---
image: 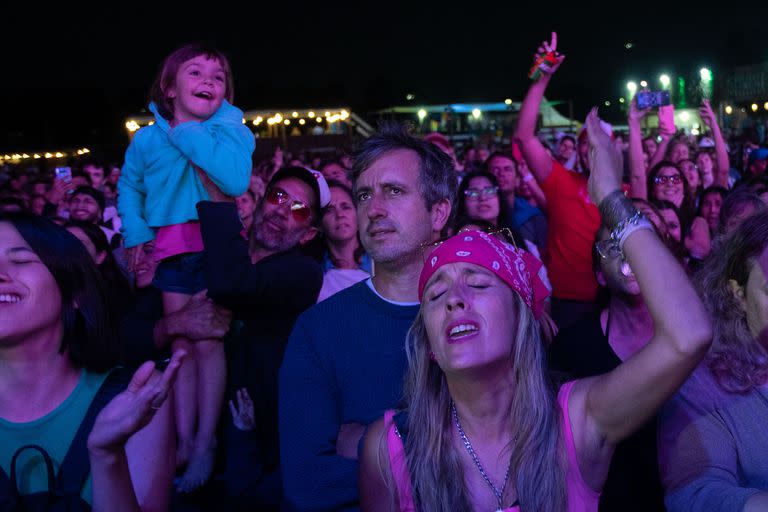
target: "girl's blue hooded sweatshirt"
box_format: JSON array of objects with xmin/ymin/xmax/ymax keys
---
[{"xmin": 117, "ymin": 100, "xmax": 255, "ymax": 248}]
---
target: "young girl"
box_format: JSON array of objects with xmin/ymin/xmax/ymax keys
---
[{"xmin": 118, "ymin": 44, "xmax": 254, "ymax": 492}]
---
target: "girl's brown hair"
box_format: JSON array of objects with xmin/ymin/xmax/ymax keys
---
[{"xmin": 149, "ymin": 43, "xmax": 234, "ymax": 121}]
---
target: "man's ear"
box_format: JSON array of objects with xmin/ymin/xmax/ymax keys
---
[
  {"xmin": 95, "ymin": 251, "xmax": 107, "ymax": 266},
  {"xmin": 729, "ymin": 278, "xmax": 747, "ymax": 312},
  {"xmin": 595, "ymin": 270, "xmax": 607, "ymax": 288},
  {"xmin": 299, "ymin": 227, "xmax": 319, "ymax": 246},
  {"xmin": 430, "ymin": 198, "xmax": 452, "ymax": 234}
]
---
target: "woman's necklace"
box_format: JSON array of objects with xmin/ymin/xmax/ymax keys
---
[{"xmin": 451, "ymin": 401, "xmax": 514, "ymax": 511}]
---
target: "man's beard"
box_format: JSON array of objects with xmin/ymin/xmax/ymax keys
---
[{"xmin": 251, "ymin": 209, "xmax": 306, "ymax": 253}]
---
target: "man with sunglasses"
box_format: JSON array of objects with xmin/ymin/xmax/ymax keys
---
[
  {"xmin": 279, "ymin": 124, "xmax": 455, "ymax": 511},
  {"xmin": 195, "ymin": 165, "xmax": 330, "ymax": 507},
  {"xmin": 549, "ymin": 221, "xmax": 666, "ymax": 511}
]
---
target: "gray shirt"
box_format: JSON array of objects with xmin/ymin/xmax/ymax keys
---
[{"xmin": 659, "ymin": 364, "xmax": 768, "ymax": 511}]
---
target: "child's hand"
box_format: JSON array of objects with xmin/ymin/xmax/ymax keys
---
[
  {"xmin": 229, "ymin": 388, "xmax": 255, "ymax": 431},
  {"xmin": 126, "ymin": 243, "xmax": 144, "ymax": 273}
]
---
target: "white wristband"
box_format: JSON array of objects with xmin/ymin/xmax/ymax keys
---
[{"xmin": 618, "ymin": 218, "xmax": 654, "ymax": 249}]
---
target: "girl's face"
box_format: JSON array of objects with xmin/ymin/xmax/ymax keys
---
[
  {"xmin": 700, "ymin": 193, "xmax": 723, "ymax": 232},
  {"xmin": 659, "ymin": 208, "xmax": 682, "ymax": 243},
  {"xmin": 0, "ymin": 222, "xmax": 63, "ymax": 345},
  {"xmin": 168, "ymin": 55, "xmax": 227, "ymax": 124},
  {"xmin": 652, "ymin": 166, "xmax": 685, "ymax": 208},
  {"xmin": 679, "ymin": 160, "xmax": 700, "ymax": 189},
  {"xmin": 322, "ymin": 187, "xmax": 358, "ymax": 243},
  {"xmin": 463, "ymin": 176, "xmax": 500, "ymax": 225},
  {"xmin": 695, "ymin": 153, "xmax": 715, "ymax": 187}
]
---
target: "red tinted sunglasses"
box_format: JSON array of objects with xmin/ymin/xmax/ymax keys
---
[{"xmin": 266, "ymin": 187, "xmax": 312, "ymax": 222}]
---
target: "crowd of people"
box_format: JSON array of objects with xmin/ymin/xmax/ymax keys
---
[{"xmin": 1, "ymin": 32, "xmax": 767, "ymax": 512}]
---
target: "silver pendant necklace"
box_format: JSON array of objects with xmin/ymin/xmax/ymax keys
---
[{"xmin": 451, "ymin": 401, "xmax": 513, "ymax": 511}]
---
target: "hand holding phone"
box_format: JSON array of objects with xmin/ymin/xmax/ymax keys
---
[{"xmin": 636, "ymin": 91, "xmax": 671, "ymax": 109}]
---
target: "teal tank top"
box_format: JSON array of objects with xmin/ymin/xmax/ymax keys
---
[{"xmin": 0, "ymin": 370, "xmax": 110, "ymax": 505}]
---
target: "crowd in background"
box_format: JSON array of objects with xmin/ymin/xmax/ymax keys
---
[{"xmin": 1, "ymin": 34, "xmax": 768, "ymax": 512}]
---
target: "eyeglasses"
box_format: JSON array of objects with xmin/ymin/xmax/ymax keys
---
[
  {"xmin": 595, "ymin": 238, "xmax": 622, "ymax": 260},
  {"xmin": 464, "ymin": 186, "xmax": 499, "ymax": 199},
  {"xmin": 420, "ymin": 227, "xmax": 518, "ymax": 260},
  {"xmin": 266, "ymin": 187, "xmax": 312, "ymax": 222},
  {"xmin": 653, "ymin": 174, "xmax": 683, "ymax": 186}
]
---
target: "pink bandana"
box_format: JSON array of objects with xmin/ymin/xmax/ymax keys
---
[{"xmin": 418, "ymin": 230, "xmax": 550, "ymax": 319}]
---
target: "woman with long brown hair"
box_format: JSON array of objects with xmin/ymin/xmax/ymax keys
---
[
  {"xmin": 659, "ymin": 207, "xmax": 768, "ymax": 512},
  {"xmin": 359, "ymin": 109, "xmax": 712, "ymax": 511}
]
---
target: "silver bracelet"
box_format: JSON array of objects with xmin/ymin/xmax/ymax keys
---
[{"xmin": 610, "ymin": 210, "xmax": 654, "ymax": 250}]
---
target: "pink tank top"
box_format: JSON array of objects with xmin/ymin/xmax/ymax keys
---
[{"xmin": 384, "ymin": 380, "xmax": 600, "ymax": 511}]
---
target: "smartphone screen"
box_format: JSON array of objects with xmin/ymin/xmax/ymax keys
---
[
  {"xmin": 637, "ymin": 91, "xmax": 671, "ymax": 109},
  {"xmin": 54, "ymin": 167, "xmax": 72, "ymax": 183}
]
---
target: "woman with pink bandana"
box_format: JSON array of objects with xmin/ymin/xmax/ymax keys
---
[{"xmin": 359, "ymin": 109, "xmax": 712, "ymax": 511}]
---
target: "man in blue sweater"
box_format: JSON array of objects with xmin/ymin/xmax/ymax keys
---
[{"xmin": 279, "ymin": 124, "xmax": 457, "ymax": 511}]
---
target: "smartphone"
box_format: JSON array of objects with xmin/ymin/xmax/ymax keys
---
[
  {"xmin": 658, "ymin": 105, "xmax": 676, "ymax": 135},
  {"xmin": 636, "ymin": 91, "xmax": 671, "ymax": 109},
  {"xmin": 54, "ymin": 166, "xmax": 72, "ymax": 184}
]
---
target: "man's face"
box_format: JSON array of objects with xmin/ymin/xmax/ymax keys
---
[
  {"xmin": 558, "ymin": 138, "xmax": 575, "ymax": 161},
  {"xmin": 642, "ymin": 137, "xmax": 658, "ymax": 157},
  {"xmin": 32, "ymin": 182, "xmax": 48, "ymax": 196},
  {"xmin": 669, "ymin": 143, "xmax": 689, "ymax": 164},
  {"xmin": 321, "ymin": 162, "xmax": 350, "ymax": 187},
  {"xmin": 355, "ymin": 149, "xmax": 443, "ymax": 266},
  {"xmin": 252, "ymin": 177, "xmax": 317, "ymax": 252},
  {"xmin": 750, "ymin": 158, "xmax": 768, "ymax": 177},
  {"xmin": 69, "ymin": 193, "xmax": 101, "ymax": 223},
  {"xmin": 83, "ymin": 164, "xmax": 105, "ymax": 189},
  {"xmin": 578, "ymin": 138, "xmax": 590, "ymax": 171},
  {"xmin": 486, "ymin": 156, "xmax": 517, "ymax": 195}
]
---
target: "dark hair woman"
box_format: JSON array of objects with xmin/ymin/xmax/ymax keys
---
[{"xmin": 0, "ymin": 212, "xmax": 183, "ymax": 510}]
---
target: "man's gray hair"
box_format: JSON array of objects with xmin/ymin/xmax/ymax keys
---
[{"xmin": 349, "ymin": 122, "xmax": 457, "ymax": 222}]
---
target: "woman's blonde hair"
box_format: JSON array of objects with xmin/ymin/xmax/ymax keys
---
[{"xmin": 400, "ymin": 292, "xmax": 567, "ymax": 511}]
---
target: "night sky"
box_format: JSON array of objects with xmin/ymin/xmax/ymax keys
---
[{"xmin": 3, "ymin": 4, "xmax": 768, "ymax": 153}]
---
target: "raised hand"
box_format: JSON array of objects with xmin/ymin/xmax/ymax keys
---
[
  {"xmin": 228, "ymin": 388, "xmax": 255, "ymax": 432},
  {"xmin": 87, "ymin": 350, "xmax": 186, "ymax": 456},
  {"xmin": 629, "ymin": 96, "xmax": 651, "ymax": 123},
  {"xmin": 46, "ymin": 178, "xmax": 75, "ymax": 206},
  {"xmin": 532, "ymin": 32, "xmax": 566, "ymax": 78},
  {"xmin": 585, "ymin": 107, "xmax": 623, "ymax": 205},
  {"xmin": 699, "ymin": 99, "xmax": 717, "ymax": 128}
]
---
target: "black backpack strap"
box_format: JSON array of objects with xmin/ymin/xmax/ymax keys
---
[
  {"xmin": 55, "ymin": 368, "xmax": 131, "ymax": 497},
  {"xmin": 10, "ymin": 444, "xmax": 56, "ymax": 497}
]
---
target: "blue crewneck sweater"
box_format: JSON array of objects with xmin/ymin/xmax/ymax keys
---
[
  {"xmin": 279, "ymin": 280, "xmax": 419, "ymax": 511},
  {"xmin": 117, "ymin": 100, "xmax": 254, "ymax": 247}
]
